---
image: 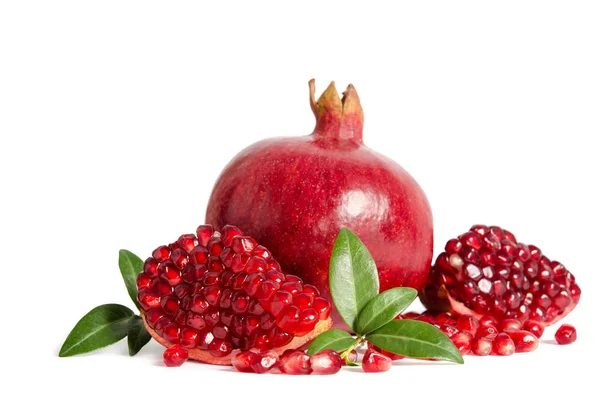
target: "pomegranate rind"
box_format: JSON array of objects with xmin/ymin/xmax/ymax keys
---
[{"xmin": 141, "ymin": 311, "xmax": 332, "ymax": 365}]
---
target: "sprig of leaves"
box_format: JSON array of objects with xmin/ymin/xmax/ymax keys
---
[
  {"xmin": 59, "ymin": 250, "xmax": 152, "ymax": 357},
  {"xmin": 308, "ymin": 228, "xmax": 463, "ymax": 364}
]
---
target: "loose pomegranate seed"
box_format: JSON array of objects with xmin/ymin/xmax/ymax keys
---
[
  {"xmin": 510, "ymin": 331, "xmax": 539, "ymax": 352},
  {"xmin": 310, "ymin": 349, "xmax": 342, "ymax": 375},
  {"xmin": 362, "ymin": 350, "xmax": 392, "ymax": 373},
  {"xmin": 163, "ymin": 345, "xmax": 188, "ymax": 367},
  {"xmin": 471, "ymin": 337, "xmax": 493, "ymax": 356},
  {"xmin": 278, "ymin": 350, "xmax": 312, "ymax": 375},
  {"xmin": 232, "ymin": 351, "xmax": 260, "ymax": 372},
  {"xmin": 451, "ymin": 331, "xmax": 473, "ymax": 355},
  {"xmin": 555, "ymin": 324, "xmax": 577, "ymax": 345},
  {"xmin": 492, "ymin": 333, "xmax": 515, "ymax": 356},
  {"xmin": 346, "ymin": 349, "xmax": 358, "ymax": 364},
  {"xmin": 523, "ymin": 320, "xmax": 545, "ymax": 338},
  {"xmin": 251, "ymin": 350, "xmax": 280, "ymax": 373}
]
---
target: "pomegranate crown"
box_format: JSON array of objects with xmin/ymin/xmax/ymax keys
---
[{"xmin": 309, "ymin": 79, "xmax": 364, "ymax": 143}]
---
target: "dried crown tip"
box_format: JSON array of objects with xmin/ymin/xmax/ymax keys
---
[{"xmin": 309, "ymin": 79, "xmax": 361, "ymax": 117}]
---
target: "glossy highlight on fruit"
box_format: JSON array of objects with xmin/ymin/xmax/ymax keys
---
[
  {"xmin": 137, "ymin": 225, "xmax": 332, "ymax": 365},
  {"xmin": 420, "ymin": 225, "xmax": 581, "ymax": 326},
  {"xmin": 206, "ymin": 80, "xmax": 434, "ymax": 329},
  {"xmin": 310, "ymin": 349, "xmax": 343, "ymax": 375}
]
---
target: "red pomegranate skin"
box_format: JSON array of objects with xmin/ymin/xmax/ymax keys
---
[{"xmin": 206, "ymin": 80, "xmax": 433, "ymax": 329}]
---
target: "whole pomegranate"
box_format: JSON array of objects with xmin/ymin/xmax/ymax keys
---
[{"xmin": 206, "ymin": 80, "xmax": 433, "ymax": 329}]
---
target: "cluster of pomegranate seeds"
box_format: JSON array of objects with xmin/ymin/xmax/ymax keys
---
[
  {"xmin": 401, "ymin": 311, "xmax": 542, "ymax": 357},
  {"xmin": 232, "ymin": 349, "xmax": 342, "ymax": 374},
  {"xmin": 137, "ymin": 225, "xmax": 331, "ymax": 358},
  {"xmin": 555, "ymin": 324, "xmax": 577, "ymax": 345},
  {"xmin": 231, "ymin": 350, "xmax": 279, "ymax": 373},
  {"xmin": 422, "ymin": 225, "xmax": 581, "ymax": 326},
  {"xmin": 163, "ymin": 345, "xmax": 188, "ymax": 367}
]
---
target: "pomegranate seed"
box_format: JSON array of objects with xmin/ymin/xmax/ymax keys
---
[
  {"xmin": 346, "ymin": 349, "xmax": 358, "ymax": 363},
  {"xmin": 279, "ymin": 350, "xmax": 312, "ymax": 375},
  {"xmin": 312, "ymin": 297, "xmax": 332, "ymax": 320},
  {"xmin": 479, "ymin": 315, "xmax": 498, "ymax": 328},
  {"xmin": 251, "ymin": 350, "xmax": 279, "ymax": 373},
  {"xmin": 492, "ymin": 333, "xmax": 515, "ymax": 356},
  {"xmin": 153, "ymin": 246, "xmax": 170, "ymax": 262},
  {"xmin": 310, "ymin": 349, "xmax": 342, "ymax": 375},
  {"xmin": 476, "ymin": 325, "xmax": 498, "ymax": 339},
  {"xmin": 362, "ymin": 350, "xmax": 392, "ymax": 373},
  {"xmin": 137, "ymin": 289, "xmax": 161, "ymax": 311},
  {"xmin": 208, "ymin": 338, "xmax": 232, "ymax": 357},
  {"xmin": 456, "ymin": 314, "xmax": 480, "ymax": 335},
  {"xmin": 451, "ymin": 331, "xmax": 473, "ymax": 355},
  {"xmin": 232, "ymin": 236, "xmax": 258, "ymax": 254},
  {"xmin": 523, "ymin": 320, "xmax": 545, "ymax": 338},
  {"xmin": 510, "ymin": 331, "xmax": 539, "ymax": 352},
  {"xmin": 500, "ymin": 319, "xmax": 522, "ymax": 333},
  {"xmin": 163, "ymin": 345, "xmax": 188, "ymax": 367},
  {"xmin": 221, "ymin": 225, "xmax": 243, "ymax": 247},
  {"xmin": 276, "ymin": 305, "xmax": 301, "ymax": 334},
  {"xmin": 232, "ymin": 351, "xmax": 259, "ymax": 372},
  {"xmin": 471, "ymin": 337, "xmax": 493, "ymax": 356},
  {"xmin": 555, "ymin": 324, "xmax": 577, "ymax": 345}
]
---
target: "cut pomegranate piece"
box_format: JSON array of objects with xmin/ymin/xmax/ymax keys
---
[
  {"xmin": 362, "ymin": 350, "xmax": 392, "ymax": 373},
  {"xmin": 555, "ymin": 324, "xmax": 577, "ymax": 345},
  {"xmin": 138, "ymin": 225, "xmax": 333, "ymax": 365},
  {"xmin": 420, "ymin": 225, "xmax": 580, "ymax": 326}
]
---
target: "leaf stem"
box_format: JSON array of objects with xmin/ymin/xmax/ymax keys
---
[{"xmin": 340, "ymin": 335, "xmax": 366, "ymax": 360}]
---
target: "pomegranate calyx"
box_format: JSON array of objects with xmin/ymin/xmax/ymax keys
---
[{"xmin": 309, "ymin": 79, "xmax": 363, "ymax": 142}]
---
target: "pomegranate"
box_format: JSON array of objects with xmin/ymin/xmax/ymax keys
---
[
  {"xmin": 137, "ymin": 224, "xmax": 332, "ymax": 365},
  {"xmin": 420, "ymin": 225, "xmax": 581, "ymax": 326},
  {"xmin": 555, "ymin": 324, "xmax": 577, "ymax": 345},
  {"xmin": 206, "ymin": 80, "xmax": 434, "ymax": 329}
]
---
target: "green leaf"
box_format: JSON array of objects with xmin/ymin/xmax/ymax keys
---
[
  {"xmin": 59, "ymin": 304, "xmax": 134, "ymax": 357},
  {"xmin": 119, "ymin": 249, "xmax": 144, "ymax": 309},
  {"xmin": 307, "ymin": 329, "xmax": 356, "ymax": 355},
  {"xmin": 356, "ymin": 287, "xmax": 418, "ymax": 335},
  {"xmin": 366, "ymin": 320, "xmax": 464, "ymax": 364},
  {"xmin": 329, "ymin": 228, "xmax": 380, "ymax": 331},
  {"xmin": 127, "ymin": 315, "xmax": 152, "ymax": 356}
]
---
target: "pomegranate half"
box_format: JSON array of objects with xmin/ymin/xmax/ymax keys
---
[{"xmin": 206, "ymin": 80, "xmax": 433, "ymax": 329}]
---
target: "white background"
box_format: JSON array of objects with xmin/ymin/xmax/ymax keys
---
[{"xmin": 1, "ymin": 1, "xmax": 599, "ymax": 396}]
